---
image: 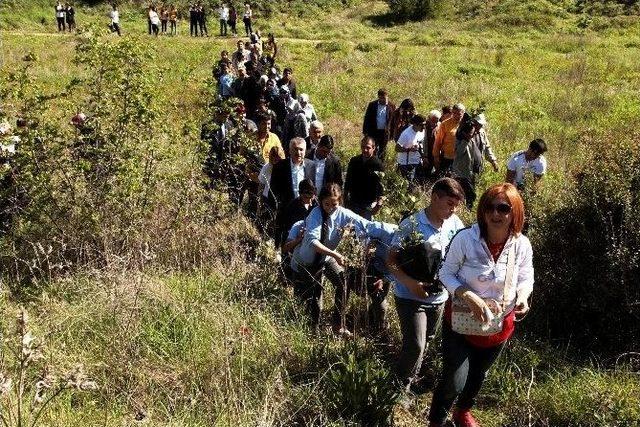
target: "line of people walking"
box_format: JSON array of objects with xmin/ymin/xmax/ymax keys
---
[{"xmin": 203, "ymin": 35, "xmax": 549, "ymax": 426}]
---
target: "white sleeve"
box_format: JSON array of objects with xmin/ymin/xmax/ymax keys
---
[
  {"xmin": 396, "ymin": 128, "xmax": 411, "ymax": 148},
  {"xmin": 516, "ymin": 237, "xmax": 535, "ymax": 296},
  {"xmin": 534, "ymin": 157, "xmax": 547, "ymax": 176},
  {"xmin": 438, "ymin": 231, "xmax": 467, "ymax": 294}
]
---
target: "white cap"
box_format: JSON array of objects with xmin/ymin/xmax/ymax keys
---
[
  {"xmin": 298, "ymin": 93, "xmax": 309, "ymax": 103},
  {"xmin": 429, "ymin": 109, "xmax": 442, "ymax": 119}
]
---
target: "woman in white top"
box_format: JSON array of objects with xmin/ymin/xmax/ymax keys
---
[
  {"xmin": 110, "ymin": 5, "xmax": 121, "ymax": 36},
  {"xmin": 428, "ymin": 183, "xmax": 534, "ymax": 427},
  {"xmin": 396, "ymin": 114, "xmax": 426, "ymax": 186},
  {"xmin": 149, "ymin": 7, "xmax": 160, "ymax": 36},
  {"xmin": 242, "ymin": 3, "xmax": 253, "ymax": 37}
]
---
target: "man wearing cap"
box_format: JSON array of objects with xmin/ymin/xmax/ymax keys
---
[
  {"xmin": 433, "ymin": 103, "xmax": 465, "ymax": 175},
  {"xmin": 451, "ymin": 114, "xmax": 498, "ymax": 208},
  {"xmin": 362, "ymin": 89, "xmax": 396, "ymax": 162}
]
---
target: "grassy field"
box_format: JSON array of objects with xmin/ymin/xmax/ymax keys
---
[{"xmin": 1, "ymin": 0, "xmax": 640, "ymax": 425}]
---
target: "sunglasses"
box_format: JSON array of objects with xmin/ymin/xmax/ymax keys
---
[{"xmin": 488, "ymin": 202, "xmax": 512, "ymax": 215}]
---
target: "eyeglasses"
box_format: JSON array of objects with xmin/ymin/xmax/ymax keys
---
[{"xmin": 488, "ymin": 202, "xmax": 512, "ymax": 215}]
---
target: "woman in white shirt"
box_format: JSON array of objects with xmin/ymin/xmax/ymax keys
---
[
  {"xmin": 428, "ymin": 183, "xmax": 534, "ymax": 427},
  {"xmin": 149, "ymin": 7, "xmax": 160, "ymax": 36}
]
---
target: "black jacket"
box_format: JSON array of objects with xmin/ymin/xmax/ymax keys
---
[
  {"xmin": 362, "ymin": 100, "xmax": 396, "ymax": 140},
  {"xmin": 314, "ymin": 154, "xmax": 343, "ymax": 189},
  {"xmin": 268, "ymin": 158, "xmax": 315, "ymax": 210},
  {"xmin": 344, "ymin": 154, "xmax": 384, "ymax": 205}
]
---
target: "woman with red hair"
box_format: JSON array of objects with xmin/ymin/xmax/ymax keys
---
[{"xmin": 428, "ymin": 183, "xmax": 534, "ymax": 427}]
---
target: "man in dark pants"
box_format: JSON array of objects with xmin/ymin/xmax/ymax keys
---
[
  {"xmin": 198, "ymin": 3, "xmax": 208, "ymax": 36},
  {"xmin": 189, "ymin": 4, "xmax": 198, "ymax": 36},
  {"xmin": 344, "ymin": 137, "xmax": 385, "ymax": 220},
  {"xmin": 362, "ymin": 88, "xmax": 396, "ymax": 162}
]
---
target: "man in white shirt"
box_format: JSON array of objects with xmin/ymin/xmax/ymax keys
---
[
  {"xmin": 312, "ymin": 135, "xmax": 342, "ymax": 190},
  {"xmin": 506, "ymin": 138, "xmax": 548, "ymax": 193},
  {"xmin": 396, "ymin": 114, "xmax": 426, "ymax": 186},
  {"xmin": 218, "ymin": 3, "xmax": 229, "ymax": 36}
]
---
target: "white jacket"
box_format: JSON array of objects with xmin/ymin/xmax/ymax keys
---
[{"xmin": 439, "ymin": 224, "xmax": 534, "ymax": 310}]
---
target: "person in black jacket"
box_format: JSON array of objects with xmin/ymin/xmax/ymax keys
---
[
  {"xmin": 189, "ymin": 4, "xmax": 198, "ymax": 36},
  {"xmin": 362, "ymin": 88, "xmax": 396, "ymax": 162},
  {"xmin": 65, "ymin": 3, "xmax": 75, "ymax": 31},
  {"xmin": 344, "ymin": 136, "xmax": 385, "ymax": 220},
  {"xmin": 270, "ymin": 138, "xmax": 316, "ymax": 246},
  {"xmin": 308, "ymin": 135, "xmax": 343, "ymax": 189},
  {"xmin": 198, "ymin": 3, "xmax": 208, "ymax": 36}
]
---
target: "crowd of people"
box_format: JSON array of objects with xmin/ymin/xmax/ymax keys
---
[
  {"xmin": 201, "ymin": 28, "xmax": 549, "ymax": 426},
  {"xmin": 98, "ymin": 2, "xmax": 256, "ymax": 38}
]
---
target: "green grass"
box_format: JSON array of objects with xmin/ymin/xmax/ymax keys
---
[{"xmin": 1, "ymin": 0, "xmax": 640, "ymax": 425}]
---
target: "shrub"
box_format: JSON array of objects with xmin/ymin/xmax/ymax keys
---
[
  {"xmin": 387, "ymin": 0, "xmax": 445, "ymax": 21},
  {"xmin": 525, "ymin": 130, "xmax": 640, "ymax": 355}
]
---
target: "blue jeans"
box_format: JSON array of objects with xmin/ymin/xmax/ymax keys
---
[{"xmin": 398, "ymin": 164, "xmax": 418, "ymax": 186}]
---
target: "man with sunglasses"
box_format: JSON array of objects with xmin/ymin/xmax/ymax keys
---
[{"xmin": 506, "ymin": 138, "xmax": 548, "ymax": 193}]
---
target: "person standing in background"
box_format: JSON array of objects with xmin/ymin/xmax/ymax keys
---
[
  {"xmin": 218, "ymin": 2, "xmax": 229, "ymax": 36},
  {"xmin": 198, "ymin": 3, "xmax": 209, "ymax": 37},
  {"xmin": 149, "ymin": 6, "xmax": 160, "ymax": 36},
  {"xmin": 65, "ymin": 3, "xmax": 75, "ymax": 31},
  {"xmin": 55, "ymin": 1, "xmax": 66, "ymax": 31},
  {"xmin": 243, "ymin": 3, "xmax": 253, "ymax": 37},
  {"xmin": 169, "ymin": 4, "xmax": 178, "ymax": 35},
  {"xmin": 362, "ymin": 88, "xmax": 396, "ymax": 162},
  {"xmin": 228, "ymin": 4, "xmax": 238, "ymax": 36},
  {"xmin": 189, "ymin": 3, "xmax": 198, "ymax": 36},
  {"xmin": 160, "ymin": 5, "xmax": 169, "ymax": 34},
  {"xmin": 110, "ymin": 4, "xmax": 121, "ymax": 36}
]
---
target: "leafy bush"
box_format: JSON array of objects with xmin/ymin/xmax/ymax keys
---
[
  {"xmin": 525, "ymin": 130, "xmax": 640, "ymax": 355},
  {"xmin": 387, "ymin": 0, "xmax": 445, "ymax": 21},
  {"xmin": 324, "ymin": 342, "xmax": 399, "ymax": 426},
  {"xmin": 0, "ymin": 30, "xmax": 230, "ymax": 284}
]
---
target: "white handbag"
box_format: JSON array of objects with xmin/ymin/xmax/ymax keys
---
[{"xmin": 451, "ymin": 243, "xmax": 516, "ymax": 336}]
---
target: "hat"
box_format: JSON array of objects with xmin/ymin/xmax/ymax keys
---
[{"xmin": 298, "ymin": 93, "xmax": 309, "ymax": 103}]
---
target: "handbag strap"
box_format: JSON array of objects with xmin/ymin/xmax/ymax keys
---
[{"xmin": 501, "ymin": 241, "xmax": 517, "ymax": 312}]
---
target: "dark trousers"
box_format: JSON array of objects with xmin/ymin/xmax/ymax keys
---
[
  {"xmin": 57, "ymin": 17, "xmax": 65, "ymax": 31},
  {"xmin": 428, "ymin": 322, "xmax": 505, "ymax": 424},
  {"xmin": 228, "ymin": 19, "xmax": 237, "ymax": 35},
  {"xmin": 190, "ymin": 19, "xmax": 198, "ymax": 36},
  {"xmin": 395, "ymin": 297, "xmax": 443, "ymax": 385},
  {"xmin": 148, "ymin": 19, "xmax": 152, "ymax": 34},
  {"xmin": 371, "ymin": 129, "xmax": 388, "ymax": 162},
  {"xmin": 219, "ymin": 18, "xmax": 227, "ymax": 35},
  {"xmin": 151, "ymin": 24, "xmax": 159, "ymax": 36},
  {"xmin": 398, "ymin": 164, "xmax": 418, "ymax": 188},
  {"xmin": 293, "ymin": 257, "xmax": 347, "ymax": 329},
  {"xmin": 243, "ymin": 17, "xmax": 252, "ymax": 36},
  {"xmin": 454, "ymin": 175, "xmax": 476, "ymax": 209},
  {"xmin": 199, "ymin": 19, "xmax": 208, "ymax": 36},
  {"xmin": 66, "ymin": 18, "xmax": 74, "ymax": 31},
  {"xmin": 111, "ymin": 22, "xmax": 121, "ymax": 36},
  {"xmin": 170, "ymin": 20, "xmax": 177, "ymax": 34},
  {"xmin": 161, "ymin": 19, "xmax": 168, "ymax": 32}
]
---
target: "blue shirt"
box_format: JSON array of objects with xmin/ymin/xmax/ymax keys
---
[
  {"xmin": 291, "ymin": 206, "xmax": 372, "ymax": 272},
  {"xmin": 219, "ymin": 73, "xmax": 234, "ymax": 97},
  {"xmin": 286, "ymin": 220, "xmax": 304, "ymax": 243},
  {"xmin": 390, "ymin": 209, "xmax": 464, "ymax": 304},
  {"xmin": 376, "ymin": 103, "xmax": 388, "ymax": 130}
]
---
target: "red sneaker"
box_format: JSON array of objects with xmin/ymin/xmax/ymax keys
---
[{"xmin": 452, "ymin": 408, "xmax": 480, "ymax": 427}]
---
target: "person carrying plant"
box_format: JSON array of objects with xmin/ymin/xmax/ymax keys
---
[{"xmin": 386, "ymin": 177, "xmax": 465, "ymax": 394}]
